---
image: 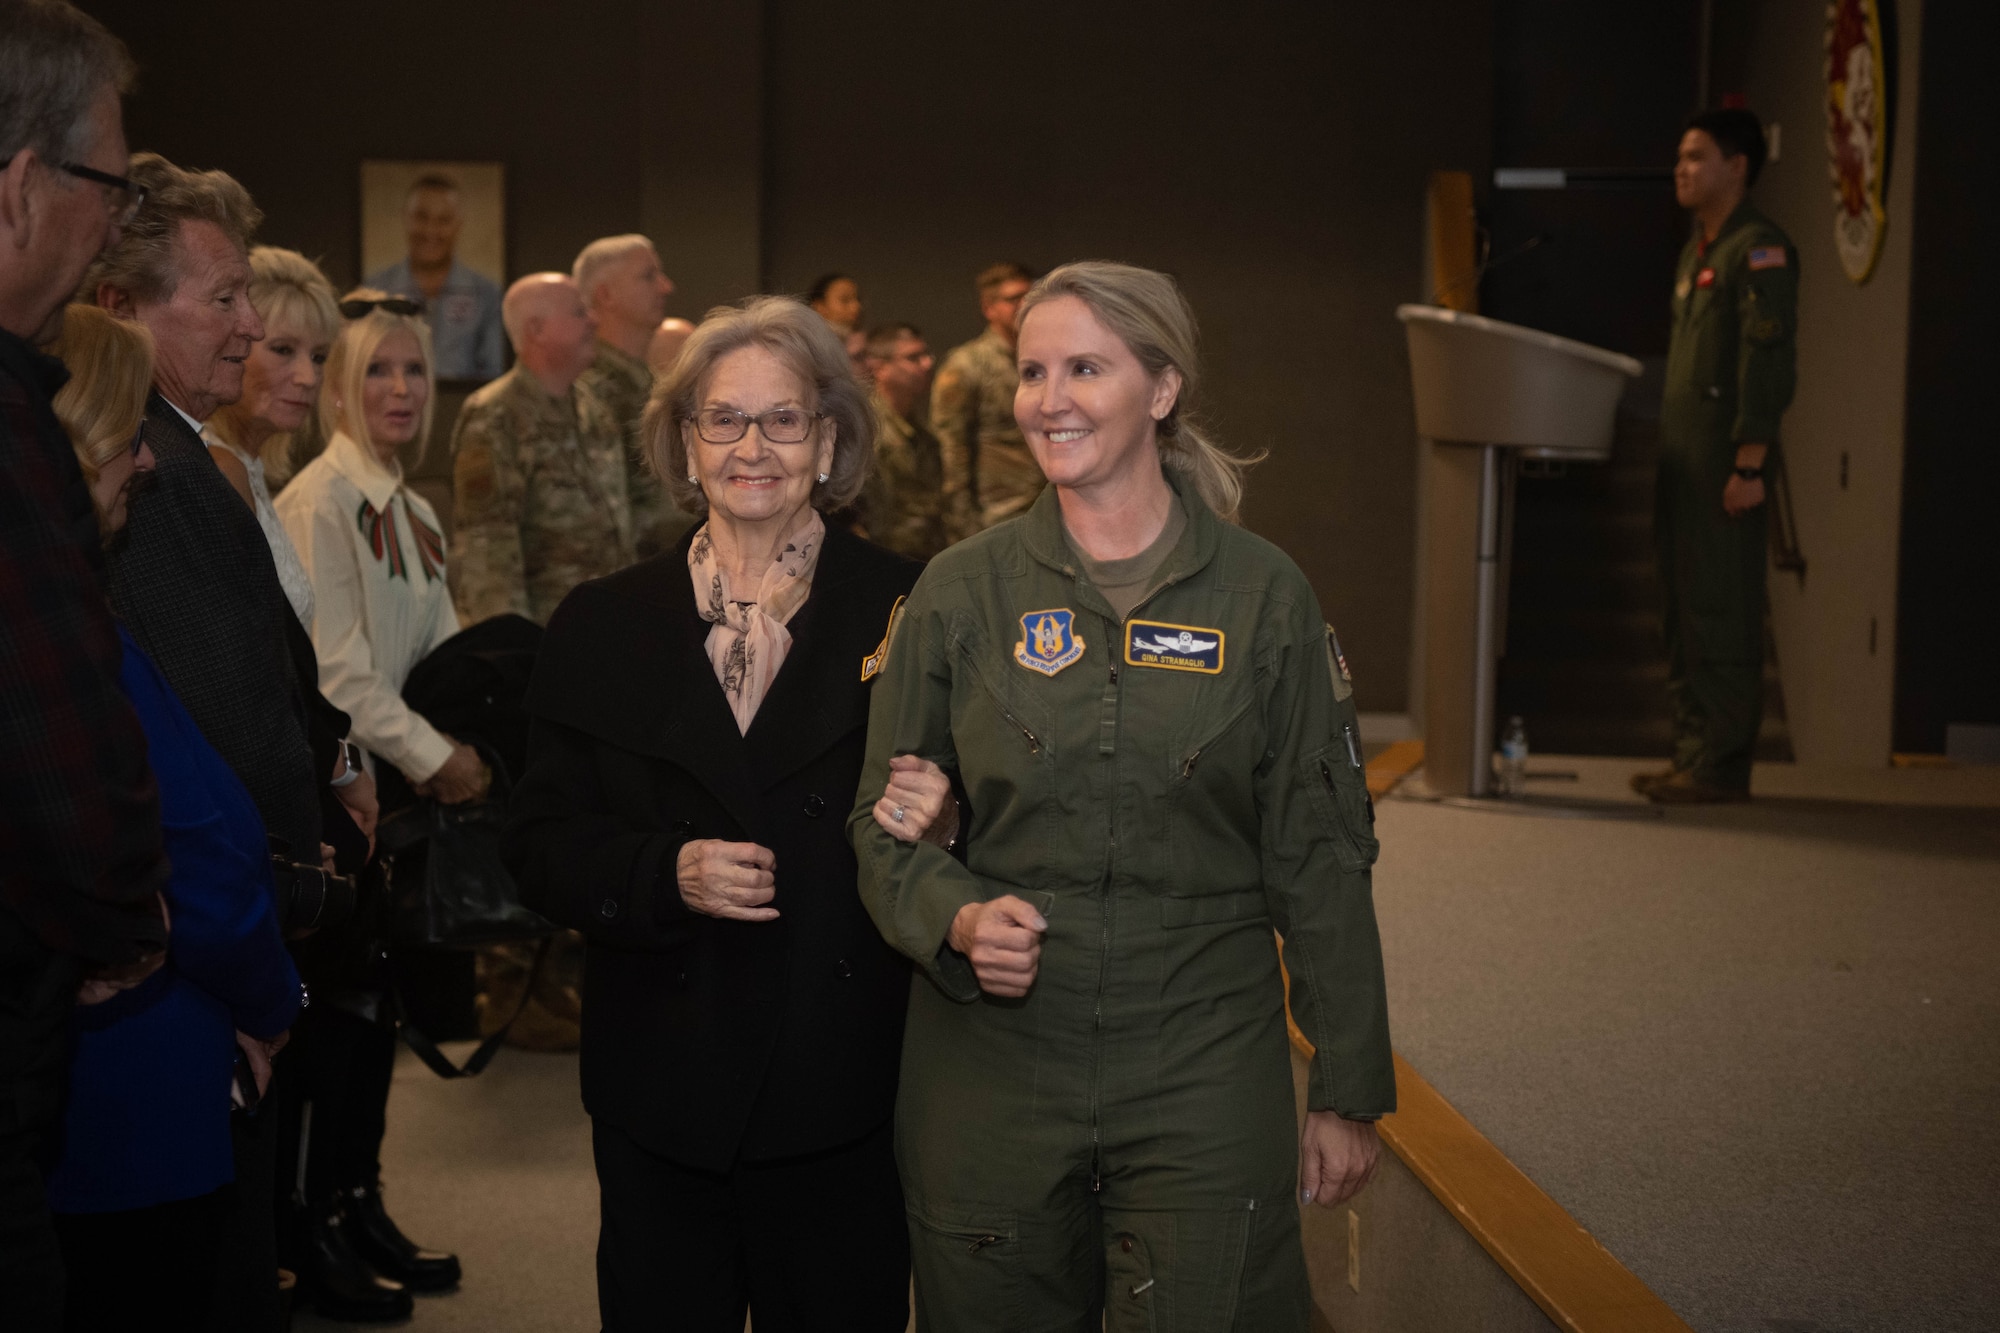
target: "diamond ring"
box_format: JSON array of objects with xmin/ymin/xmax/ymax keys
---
[{"xmin": 892, "ymin": 805, "xmax": 906, "ymax": 823}]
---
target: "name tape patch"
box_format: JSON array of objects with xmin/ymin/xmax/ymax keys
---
[
  {"xmin": 1016, "ymin": 609, "xmax": 1086, "ymax": 676},
  {"xmin": 1124, "ymin": 619, "xmax": 1224, "ymax": 674}
]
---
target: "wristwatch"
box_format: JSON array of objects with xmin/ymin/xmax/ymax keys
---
[
  {"xmin": 1733, "ymin": 465, "xmax": 1764, "ymax": 481},
  {"xmin": 329, "ymin": 739, "xmax": 365, "ymax": 788}
]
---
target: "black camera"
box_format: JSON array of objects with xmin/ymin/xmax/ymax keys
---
[{"xmin": 268, "ymin": 837, "xmax": 357, "ymax": 935}]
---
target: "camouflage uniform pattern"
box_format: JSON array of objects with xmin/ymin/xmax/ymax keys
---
[
  {"xmin": 577, "ymin": 340, "xmax": 691, "ymax": 560},
  {"xmin": 858, "ymin": 391, "xmax": 950, "ymax": 561},
  {"xmin": 449, "ymin": 366, "xmax": 636, "ymax": 627},
  {"xmin": 931, "ymin": 326, "xmax": 1043, "ymax": 540}
]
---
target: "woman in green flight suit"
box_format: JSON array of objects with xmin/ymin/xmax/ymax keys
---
[{"xmin": 847, "ymin": 261, "xmax": 1395, "ymax": 1331}]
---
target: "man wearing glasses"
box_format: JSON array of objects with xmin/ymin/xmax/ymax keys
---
[{"xmin": 0, "ymin": 5, "xmax": 169, "ymax": 1328}]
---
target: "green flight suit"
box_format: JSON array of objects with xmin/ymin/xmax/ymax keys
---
[
  {"xmin": 1659, "ymin": 201, "xmax": 1798, "ymax": 789},
  {"xmin": 848, "ymin": 474, "xmax": 1395, "ymax": 1332}
]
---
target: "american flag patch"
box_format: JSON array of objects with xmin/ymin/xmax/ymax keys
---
[{"xmin": 1748, "ymin": 246, "xmax": 1787, "ymax": 271}]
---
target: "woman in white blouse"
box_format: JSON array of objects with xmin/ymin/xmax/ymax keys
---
[
  {"xmin": 207, "ymin": 246, "xmax": 335, "ymax": 628},
  {"xmin": 276, "ymin": 292, "xmax": 487, "ymax": 805}
]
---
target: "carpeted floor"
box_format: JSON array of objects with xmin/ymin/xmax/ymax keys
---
[
  {"xmin": 292, "ymin": 1045, "xmax": 599, "ymax": 1333},
  {"xmin": 306, "ymin": 755, "xmax": 2000, "ymax": 1332},
  {"xmin": 1375, "ymin": 756, "xmax": 2000, "ymax": 1333}
]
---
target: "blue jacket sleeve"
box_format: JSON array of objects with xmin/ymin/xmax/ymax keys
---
[{"xmin": 120, "ymin": 634, "xmax": 302, "ymax": 1039}]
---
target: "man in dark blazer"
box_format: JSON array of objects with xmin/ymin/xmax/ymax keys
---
[
  {"xmin": 88, "ymin": 155, "xmax": 325, "ymax": 864},
  {"xmin": 85, "ymin": 151, "xmax": 378, "ymax": 1328}
]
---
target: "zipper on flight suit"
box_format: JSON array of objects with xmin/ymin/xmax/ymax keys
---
[
  {"xmin": 995, "ymin": 702, "xmax": 1041, "ymax": 753},
  {"xmin": 1090, "ymin": 612, "xmax": 1123, "ymax": 1200},
  {"xmin": 1323, "ymin": 726, "xmax": 1378, "ymax": 826}
]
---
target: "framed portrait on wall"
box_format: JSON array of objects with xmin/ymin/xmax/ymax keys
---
[{"xmin": 360, "ymin": 160, "xmax": 507, "ymax": 383}]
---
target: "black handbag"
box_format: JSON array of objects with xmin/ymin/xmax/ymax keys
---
[{"xmin": 380, "ymin": 789, "xmax": 550, "ymax": 950}]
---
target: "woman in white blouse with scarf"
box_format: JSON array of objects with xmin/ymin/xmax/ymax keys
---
[{"xmin": 276, "ymin": 292, "xmax": 486, "ymax": 804}]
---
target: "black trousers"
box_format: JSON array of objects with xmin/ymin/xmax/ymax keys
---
[
  {"xmin": 593, "ymin": 1117, "xmax": 909, "ymax": 1333},
  {"xmin": 205, "ymin": 1102, "xmax": 282, "ymax": 1332},
  {"xmin": 53, "ymin": 1187, "xmax": 230, "ymax": 1332},
  {"xmin": 274, "ymin": 1003, "xmax": 397, "ymax": 1212},
  {"xmin": 0, "ymin": 905, "xmax": 80, "ymax": 1333}
]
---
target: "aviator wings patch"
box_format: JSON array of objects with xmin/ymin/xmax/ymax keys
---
[{"xmin": 1124, "ymin": 619, "xmax": 1224, "ymax": 674}]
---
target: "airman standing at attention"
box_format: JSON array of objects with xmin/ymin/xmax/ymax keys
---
[
  {"xmin": 932, "ymin": 262, "xmax": 1039, "ymax": 539},
  {"xmin": 573, "ymin": 235, "xmax": 690, "ymax": 558},
  {"xmin": 449, "ymin": 272, "xmax": 634, "ymax": 627},
  {"xmin": 858, "ymin": 321, "xmax": 948, "ymax": 560},
  {"xmin": 1638, "ymin": 108, "xmax": 1798, "ymax": 805}
]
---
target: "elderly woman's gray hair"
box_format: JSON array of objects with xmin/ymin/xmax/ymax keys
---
[
  {"xmin": 643, "ymin": 295, "xmax": 874, "ymax": 515},
  {"xmin": 79, "ymin": 152, "xmax": 262, "ymax": 304}
]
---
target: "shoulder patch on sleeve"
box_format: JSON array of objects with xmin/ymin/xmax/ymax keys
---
[
  {"xmin": 1747, "ymin": 246, "xmax": 1787, "ymax": 271},
  {"xmin": 862, "ymin": 595, "xmax": 908, "ymax": 681},
  {"xmin": 1325, "ymin": 623, "xmax": 1353, "ymax": 702}
]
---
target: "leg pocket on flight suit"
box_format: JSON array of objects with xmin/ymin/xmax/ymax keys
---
[
  {"xmin": 1303, "ymin": 741, "xmax": 1379, "ymax": 873},
  {"xmin": 907, "ymin": 1204, "xmax": 1022, "ymax": 1332},
  {"xmin": 1103, "ymin": 1203, "xmax": 1307, "ymax": 1333},
  {"xmin": 1104, "ymin": 1228, "xmax": 1161, "ymax": 1333}
]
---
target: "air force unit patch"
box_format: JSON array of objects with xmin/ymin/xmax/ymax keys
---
[
  {"xmin": 1125, "ymin": 619, "xmax": 1224, "ymax": 674},
  {"xmin": 1015, "ymin": 609, "xmax": 1086, "ymax": 676}
]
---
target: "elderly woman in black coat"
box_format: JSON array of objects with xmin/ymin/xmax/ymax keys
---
[{"xmin": 506, "ymin": 296, "xmax": 946, "ymax": 1332}]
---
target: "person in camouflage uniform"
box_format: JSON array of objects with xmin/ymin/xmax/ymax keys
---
[
  {"xmin": 450, "ymin": 273, "xmax": 635, "ymax": 627},
  {"xmin": 858, "ymin": 322, "xmax": 949, "ymax": 560},
  {"xmin": 932, "ymin": 261, "xmax": 1040, "ymax": 540},
  {"xmin": 1637, "ymin": 109, "xmax": 1798, "ymax": 805},
  {"xmin": 573, "ymin": 234, "xmax": 692, "ymax": 560},
  {"xmin": 451, "ymin": 273, "xmax": 636, "ymax": 1051}
]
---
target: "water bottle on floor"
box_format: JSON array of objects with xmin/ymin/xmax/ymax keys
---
[{"xmin": 1498, "ymin": 716, "xmax": 1529, "ymax": 797}]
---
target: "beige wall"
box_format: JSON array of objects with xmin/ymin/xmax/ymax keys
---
[{"xmin": 1739, "ymin": 0, "xmax": 1922, "ymax": 766}]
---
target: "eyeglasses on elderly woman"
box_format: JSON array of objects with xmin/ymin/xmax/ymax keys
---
[
  {"xmin": 685, "ymin": 407, "xmax": 827, "ymax": 445},
  {"xmin": 338, "ymin": 296, "xmax": 425, "ymax": 319}
]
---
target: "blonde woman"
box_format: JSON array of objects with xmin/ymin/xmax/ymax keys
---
[
  {"xmin": 271, "ymin": 290, "xmax": 468, "ymax": 1308},
  {"xmin": 851, "ymin": 262, "xmax": 1393, "ymax": 1329},
  {"xmin": 206, "ymin": 246, "xmax": 341, "ymax": 627},
  {"xmin": 277, "ymin": 291, "xmax": 480, "ymax": 803}
]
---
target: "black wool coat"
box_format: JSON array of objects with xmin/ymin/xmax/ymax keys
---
[{"xmin": 505, "ymin": 523, "xmax": 921, "ymax": 1170}]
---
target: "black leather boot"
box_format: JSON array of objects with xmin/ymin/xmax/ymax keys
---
[
  {"xmin": 345, "ymin": 1183, "xmax": 463, "ymax": 1292},
  {"xmin": 302, "ymin": 1201, "xmax": 414, "ymax": 1322}
]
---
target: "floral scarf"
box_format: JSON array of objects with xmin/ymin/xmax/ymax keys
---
[{"xmin": 688, "ymin": 509, "xmax": 825, "ymax": 733}]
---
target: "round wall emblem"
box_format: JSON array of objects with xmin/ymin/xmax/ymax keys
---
[{"xmin": 1825, "ymin": 0, "xmax": 1889, "ymax": 284}]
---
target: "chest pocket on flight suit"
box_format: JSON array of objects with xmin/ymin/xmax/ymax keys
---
[
  {"xmin": 949, "ymin": 621, "xmax": 1057, "ymax": 885},
  {"xmin": 1161, "ymin": 673, "xmax": 1264, "ymax": 910}
]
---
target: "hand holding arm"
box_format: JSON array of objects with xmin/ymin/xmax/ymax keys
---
[{"xmin": 872, "ymin": 754, "xmax": 960, "ymax": 849}]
